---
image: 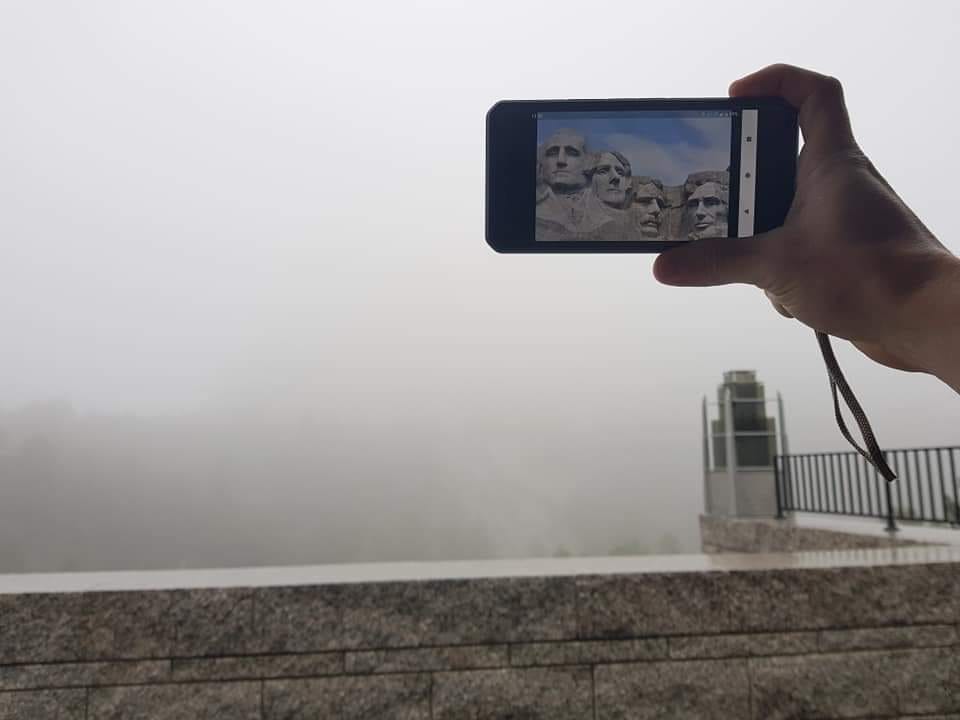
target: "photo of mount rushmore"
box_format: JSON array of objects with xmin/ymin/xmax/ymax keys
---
[{"xmin": 535, "ymin": 114, "xmax": 732, "ymax": 242}]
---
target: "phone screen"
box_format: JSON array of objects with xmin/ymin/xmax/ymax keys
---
[{"xmin": 534, "ymin": 109, "xmax": 757, "ymax": 242}]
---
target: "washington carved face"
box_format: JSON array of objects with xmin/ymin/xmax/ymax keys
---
[
  {"xmin": 633, "ymin": 182, "xmax": 664, "ymax": 238},
  {"xmin": 684, "ymin": 182, "xmax": 727, "ymax": 239},
  {"xmin": 540, "ymin": 131, "xmax": 588, "ymax": 191},
  {"xmin": 591, "ymin": 151, "xmax": 630, "ymax": 208}
]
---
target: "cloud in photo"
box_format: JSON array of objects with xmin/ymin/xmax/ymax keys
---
[
  {"xmin": 602, "ymin": 127, "xmax": 730, "ymax": 185},
  {"xmin": 679, "ymin": 116, "xmax": 734, "ymax": 150}
]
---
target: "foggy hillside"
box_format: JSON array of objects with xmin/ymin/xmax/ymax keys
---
[{"xmin": 0, "ymin": 401, "xmax": 688, "ymax": 572}]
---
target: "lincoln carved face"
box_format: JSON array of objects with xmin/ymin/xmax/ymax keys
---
[
  {"xmin": 633, "ymin": 182, "xmax": 664, "ymax": 238},
  {"xmin": 540, "ymin": 130, "xmax": 588, "ymax": 192},
  {"xmin": 590, "ymin": 151, "xmax": 631, "ymax": 209},
  {"xmin": 684, "ymin": 182, "xmax": 728, "ymax": 239}
]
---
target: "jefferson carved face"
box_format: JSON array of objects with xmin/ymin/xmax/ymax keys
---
[
  {"xmin": 633, "ymin": 182, "xmax": 664, "ymax": 238},
  {"xmin": 540, "ymin": 130, "xmax": 588, "ymax": 191},
  {"xmin": 591, "ymin": 152, "xmax": 630, "ymax": 208},
  {"xmin": 684, "ymin": 182, "xmax": 728, "ymax": 239}
]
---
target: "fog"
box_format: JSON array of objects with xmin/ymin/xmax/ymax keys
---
[{"xmin": 2, "ymin": 1, "xmax": 959, "ymax": 573}]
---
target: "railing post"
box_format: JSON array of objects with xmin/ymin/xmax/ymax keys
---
[
  {"xmin": 723, "ymin": 386, "xmax": 737, "ymax": 517},
  {"xmin": 702, "ymin": 396, "xmax": 711, "ymax": 516},
  {"xmin": 950, "ymin": 448, "xmax": 959, "ymax": 526},
  {"xmin": 776, "ymin": 392, "xmax": 790, "ymax": 456},
  {"xmin": 774, "ymin": 455, "xmax": 785, "ymax": 519},
  {"xmin": 884, "ymin": 452, "xmax": 898, "ymax": 533},
  {"xmin": 776, "ymin": 392, "xmax": 792, "ymax": 509}
]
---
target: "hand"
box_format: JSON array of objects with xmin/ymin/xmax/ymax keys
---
[{"xmin": 654, "ymin": 64, "xmax": 960, "ymax": 389}]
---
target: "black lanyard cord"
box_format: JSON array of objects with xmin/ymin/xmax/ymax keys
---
[{"xmin": 816, "ymin": 331, "xmax": 897, "ymax": 482}]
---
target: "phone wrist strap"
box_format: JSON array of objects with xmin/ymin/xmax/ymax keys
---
[{"xmin": 816, "ymin": 331, "xmax": 897, "ymax": 482}]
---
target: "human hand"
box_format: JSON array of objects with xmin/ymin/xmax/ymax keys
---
[{"xmin": 653, "ymin": 64, "xmax": 960, "ymax": 390}]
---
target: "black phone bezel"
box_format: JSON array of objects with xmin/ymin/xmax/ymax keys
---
[{"xmin": 485, "ymin": 97, "xmax": 797, "ymax": 253}]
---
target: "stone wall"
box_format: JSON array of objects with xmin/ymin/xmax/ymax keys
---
[
  {"xmin": 700, "ymin": 514, "xmax": 929, "ymax": 554},
  {"xmin": 2, "ymin": 548, "xmax": 960, "ymax": 718}
]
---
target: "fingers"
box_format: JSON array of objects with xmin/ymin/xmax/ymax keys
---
[
  {"xmin": 729, "ymin": 64, "xmax": 857, "ymax": 158},
  {"xmin": 653, "ymin": 229, "xmax": 786, "ymax": 288}
]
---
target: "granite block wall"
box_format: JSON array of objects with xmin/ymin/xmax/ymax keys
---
[{"xmin": 2, "ymin": 557, "xmax": 960, "ymax": 718}]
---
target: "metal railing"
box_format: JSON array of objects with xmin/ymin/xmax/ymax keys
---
[{"xmin": 774, "ymin": 447, "xmax": 960, "ymax": 532}]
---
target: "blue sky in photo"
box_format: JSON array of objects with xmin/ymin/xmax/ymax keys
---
[
  {"xmin": 537, "ymin": 112, "xmax": 732, "ymax": 185},
  {"xmin": 538, "ymin": 113, "xmax": 720, "ymax": 148}
]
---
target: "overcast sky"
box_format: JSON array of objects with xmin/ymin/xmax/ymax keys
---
[{"xmin": 2, "ymin": 0, "xmax": 959, "ymax": 571}]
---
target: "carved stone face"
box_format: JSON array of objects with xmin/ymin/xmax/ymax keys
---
[
  {"xmin": 591, "ymin": 152, "xmax": 630, "ymax": 208},
  {"xmin": 540, "ymin": 131, "xmax": 588, "ymax": 191},
  {"xmin": 684, "ymin": 182, "xmax": 728, "ymax": 239},
  {"xmin": 633, "ymin": 182, "xmax": 664, "ymax": 238}
]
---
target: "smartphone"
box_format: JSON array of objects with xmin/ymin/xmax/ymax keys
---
[{"xmin": 486, "ymin": 98, "xmax": 798, "ymax": 253}]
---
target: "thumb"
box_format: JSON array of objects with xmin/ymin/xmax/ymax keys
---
[{"xmin": 652, "ymin": 231, "xmax": 783, "ymax": 288}]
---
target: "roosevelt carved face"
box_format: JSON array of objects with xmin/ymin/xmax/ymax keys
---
[
  {"xmin": 540, "ymin": 130, "xmax": 588, "ymax": 192},
  {"xmin": 633, "ymin": 182, "xmax": 664, "ymax": 238},
  {"xmin": 684, "ymin": 182, "xmax": 728, "ymax": 239},
  {"xmin": 591, "ymin": 152, "xmax": 630, "ymax": 209}
]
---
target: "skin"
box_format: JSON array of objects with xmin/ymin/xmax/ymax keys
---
[
  {"xmin": 592, "ymin": 152, "xmax": 630, "ymax": 208},
  {"xmin": 540, "ymin": 131, "xmax": 589, "ymax": 191},
  {"xmin": 633, "ymin": 183, "xmax": 663, "ymax": 237},
  {"xmin": 654, "ymin": 64, "xmax": 960, "ymax": 394}
]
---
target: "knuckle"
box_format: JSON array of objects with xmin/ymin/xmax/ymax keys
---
[
  {"xmin": 704, "ymin": 241, "xmax": 724, "ymax": 283},
  {"xmin": 821, "ymin": 75, "xmax": 845, "ymax": 100}
]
